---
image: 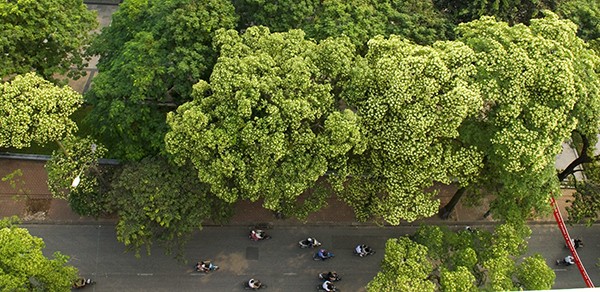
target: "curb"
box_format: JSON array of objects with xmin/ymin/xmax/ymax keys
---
[{"xmin": 17, "ymin": 218, "xmax": 563, "ymax": 227}]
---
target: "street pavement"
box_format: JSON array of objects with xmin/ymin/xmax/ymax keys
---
[{"xmin": 28, "ymin": 224, "xmax": 600, "ymax": 291}]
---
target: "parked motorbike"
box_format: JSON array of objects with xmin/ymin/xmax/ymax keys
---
[
  {"xmin": 249, "ymin": 229, "xmax": 272, "ymax": 241},
  {"xmin": 195, "ymin": 261, "xmax": 219, "ymax": 272},
  {"xmin": 72, "ymin": 278, "xmax": 96, "ymax": 289},
  {"xmin": 313, "ymin": 249, "xmax": 335, "ymax": 261},
  {"xmin": 319, "ymin": 272, "xmax": 341, "ymax": 282},
  {"xmin": 299, "ymin": 237, "xmax": 322, "ymax": 248}
]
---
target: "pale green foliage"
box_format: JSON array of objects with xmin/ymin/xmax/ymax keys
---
[
  {"xmin": 485, "ymin": 223, "xmax": 530, "ymax": 258},
  {"xmin": 412, "ymin": 225, "xmax": 445, "ymax": 259},
  {"xmin": 367, "ymin": 237, "xmax": 435, "ymax": 292},
  {"xmin": 0, "ymin": 73, "xmax": 83, "ymax": 148},
  {"xmin": 440, "ymin": 266, "xmax": 477, "ymax": 292},
  {"xmin": 456, "ymin": 13, "xmax": 599, "ymax": 222},
  {"xmin": 483, "ymin": 256, "xmax": 516, "ymax": 291},
  {"xmin": 109, "ymin": 157, "xmax": 232, "ymax": 256},
  {"xmin": 516, "ymin": 254, "xmax": 556, "ymax": 290},
  {"xmin": 0, "ymin": 0, "xmax": 97, "ymax": 81},
  {"xmin": 341, "ymin": 36, "xmax": 483, "ymax": 224},
  {"xmin": 0, "ymin": 217, "xmax": 78, "ymax": 291},
  {"xmin": 45, "ymin": 137, "xmax": 109, "ymax": 216},
  {"xmin": 166, "ymin": 27, "xmax": 364, "ymax": 217},
  {"xmin": 400, "ymin": 224, "xmax": 554, "ymax": 290}
]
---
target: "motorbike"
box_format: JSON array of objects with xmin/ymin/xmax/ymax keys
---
[
  {"xmin": 556, "ymin": 257, "xmax": 575, "ymax": 266},
  {"xmin": 313, "ymin": 250, "xmax": 335, "ymax": 261},
  {"xmin": 72, "ymin": 278, "xmax": 96, "ymax": 289},
  {"xmin": 316, "ymin": 283, "xmax": 339, "ymax": 291},
  {"xmin": 319, "ymin": 272, "xmax": 341, "ymax": 282},
  {"xmin": 243, "ymin": 280, "xmax": 267, "ymax": 290},
  {"xmin": 299, "ymin": 237, "xmax": 322, "ymax": 248},
  {"xmin": 565, "ymin": 238, "xmax": 583, "ymax": 249},
  {"xmin": 353, "ymin": 245, "xmax": 375, "ymax": 257},
  {"xmin": 249, "ymin": 229, "xmax": 272, "ymax": 241},
  {"xmin": 195, "ymin": 261, "xmax": 219, "ymax": 272}
]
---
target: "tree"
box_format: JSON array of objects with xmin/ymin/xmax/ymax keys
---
[
  {"xmin": 566, "ymin": 162, "xmax": 600, "ymax": 225},
  {"xmin": 86, "ymin": 0, "xmax": 238, "ymax": 160},
  {"xmin": 440, "ymin": 13, "xmax": 600, "ymax": 223},
  {"xmin": 434, "ymin": 0, "xmax": 557, "ymax": 25},
  {"xmin": 556, "ymin": 0, "xmax": 600, "ymax": 52},
  {"xmin": 0, "ymin": 217, "xmax": 78, "ymax": 291},
  {"xmin": 367, "ymin": 237, "xmax": 435, "ymax": 292},
  {"xmin": 516, "ymin": 254, "xmax": 556, "ymax": 290},
  {"xmin": 232, "ymin": 0, "xmax": 317, "ymax": 33},
  {"xmin": 165, "ymin": 27, "xmax": 365, "ymax": 218},
  {"xmin": 0, "ymin": 0, "xmax": 97, "ymax": 81},
  {"xmin": 107, "ymin": 157, "xmax": 232, "ymax": 256},
  {"xmin": 439, "ymin": 266, "xmax": 477, "ymax": 292},
  {"xmin": 0, "ymin": 73, "xmax": 83, "ymax": 149},
  {"xmin": 373, "ymin": 224, "xmax": 555, "ymax": 291},
  {"xmin": 234, "ymin": 0, "xmax": 453, "ymax": 47},
  {"xmin": 45, "ymin": 136, "xmax": 112, "ymax": 217},
  {"xmin": 340, "ymin": 35, "xmax": 483, "ymax": 224},
  {"xmin": 305, "ymin": 0, "xmax": 453, "ymax": 46}
]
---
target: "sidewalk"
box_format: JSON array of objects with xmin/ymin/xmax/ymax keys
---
[{"xmin": 0, "ymin": 157, "xmax": 572, "ymax": 226}]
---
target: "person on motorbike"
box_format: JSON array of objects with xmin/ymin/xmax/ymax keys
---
[
  {"xmin": 305, "ymin": 237, "xmax": 315, "ymax": 247},
  {"xmin": 248, "ymin": 278, "xmax": 262, "ymax": 289},
  {"xmin": 317, "ymin": 249, "xmax": 330, "ymax": 260},
  {"xmin": 564, "ymin": 255, "xmax": 575, "ymax": 265},
  {"xmin": 355, "ymin": 244, "xmax": 372, "ymax": 257},
  {"xmin": 325, "ymin": 271, "xmax": 339, "ymax": 281},
  {"xmin": 196, "ymin": 261, "xmax": 213, "ymax": 272},
  {"xmin": 251, "ymin": 229, "xmax": 266, "ymax": 240},
  {"xmin": 322, "ymin": 280, "xmax": 335, "ymax": 291},
  {"xmin": 557, "ymin": 255, "xmax": 575, "ymax": 265}
]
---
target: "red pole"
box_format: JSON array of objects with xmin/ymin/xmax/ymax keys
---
[{"xmin": 550, "ymin": 196, "xmax": 594, "ymax": 288}]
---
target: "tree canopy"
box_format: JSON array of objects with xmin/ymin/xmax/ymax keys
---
[
  {"xmin": 367, "ymin": 237, "xmax": 436, "ymax": 292},
  {"xmin": 107, "ymin": 157, "xmax": 232, "ymax": 256},
  {"xmin": 368, "ymin": 224, "xmax": 555, "ymax": 291},
  {"xmin": 85, "ymin": 0, "xmax": 238, "ymax": 160},
  {"xmin": 452, "ymin": 13, "xmax": 599, "ymax": 222},
  {"xmin": 556, "ymin": 0, "xmax": 600, "ymax": 52},
  {"xmin": 0, "ymin": 217, "xmax": 79, "ymax": 292},
  {"xmin": 166, "ymin": 27, "xmax": 364, "ymax": 216},
  {"xmin": 45, "ymin": 136, "xmax": 111, "ymax": 217},
  {"xmin": 339, "ymin": 36, "xmax": 483, "ymax": 224},
  {"xmin": 0, "ymin": 0, "xmax": 97, "ymax": 81},
  {"xmin": 234, "ymin": 0, "xmax": 453, "ymax": 47},
  {"xmin": 434, "ymin": 0, "xmax": 558, "ymax": 25},
  {"xmin": 0, "ymin": 73, "xmax": 83, "ymax": 149}
]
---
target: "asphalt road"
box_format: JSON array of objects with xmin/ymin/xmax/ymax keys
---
[{"xmin": 27, "ymin": 224, "xmax": 600, "ymax": 291}]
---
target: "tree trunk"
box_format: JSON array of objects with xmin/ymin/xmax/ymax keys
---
[
  {"xmin": 438, "ymin": 187, "xmax": 466, "ymax": 219},
  {"xmin": 557, "ymin": 133, "xmax": 593, "ymax": 182}
]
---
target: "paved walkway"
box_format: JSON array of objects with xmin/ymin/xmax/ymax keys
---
[{"xmin": 0, "ymin": 157, "xmax": 573, "ymax": 226}]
